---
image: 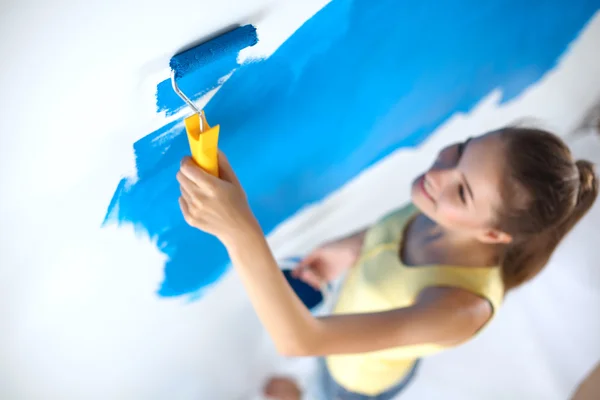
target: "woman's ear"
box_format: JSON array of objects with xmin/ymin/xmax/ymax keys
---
[{"xmin": 478, "ymin": 229, "xmax": 513, "ymax": 244}]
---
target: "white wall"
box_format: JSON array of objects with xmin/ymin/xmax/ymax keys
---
[{"xmin": 1, "ymin": 2, "xmax": 599, "ymax": 399}]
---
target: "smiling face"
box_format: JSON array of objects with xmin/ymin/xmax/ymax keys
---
[{"xmin": 410, "ymin": 131, "xmax": 513, "ymax": 244}]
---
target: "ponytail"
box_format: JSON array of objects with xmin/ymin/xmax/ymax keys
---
[
  {"xmin": 501, "ymin": 160, "xmax": 598, "ymax": 290},
  {"xmin": 574, "ymin": 161, "xmax": 599, "ymax": 212},
  {"xmin": 497, "ymin": 127, "xmax": 599, "ymax": 291}
]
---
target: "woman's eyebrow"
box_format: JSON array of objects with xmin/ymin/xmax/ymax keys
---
[
  {"xmin": 461, "ymin": 137, "xmax": 474, "ymax": 201},
  {"xmin": 463, "ymin": 173, "xmax": 474, "ymax": 202}
]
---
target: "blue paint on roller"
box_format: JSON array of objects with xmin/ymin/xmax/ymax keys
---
[
  {"xmin": 156, "ymin": 24, "xmax": 258, "ymax": 116},
  {"xmin": 105, "ymin": 0, "xmax": 599, "ymax": 299},
  {"xmin": 170, "ymin": 25, "xmax": 258, "ymax": 79}
]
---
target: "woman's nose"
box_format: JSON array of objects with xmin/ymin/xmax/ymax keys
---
[
  {"xmin": 425, "ymin": 168, "xmax": 444, "ymax": 189},
  {"xmin": 426, "ymin": 168, "xmax": 457, "ymax": 193}
]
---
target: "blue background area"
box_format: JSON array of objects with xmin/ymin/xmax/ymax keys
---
[{"xmin": 104, "ymin": 0, "xmax": 599, "ymax": 299}]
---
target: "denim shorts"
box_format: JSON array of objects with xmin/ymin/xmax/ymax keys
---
[{"xmin": 316, "ymin": 357, "xmax": 421, "ymax": 400}]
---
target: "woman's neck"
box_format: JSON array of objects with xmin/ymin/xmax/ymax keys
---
[{"xmin": 403, "ymin": 213, "xmax": 501, "ymax": 268}]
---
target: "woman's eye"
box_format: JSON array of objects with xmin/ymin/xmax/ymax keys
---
[{"xmin": 459, "ymin": 184, "xmax": 466, "ymax": 203}]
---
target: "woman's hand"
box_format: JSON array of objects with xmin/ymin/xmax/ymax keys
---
[
  {"xmin": 176, "ymin": 151, "xmax": 260, "ymax": 246},
  {"xmin": 292, "ymin": 231, "xmax": 366, "ymax": 289}
]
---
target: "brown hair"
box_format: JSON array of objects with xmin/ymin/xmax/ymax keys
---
[{"xmin": 495, "ymin": 127, "xmax": 598, "ymax": 291}]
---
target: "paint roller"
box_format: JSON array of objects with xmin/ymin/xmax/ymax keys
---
[{"xmin": 170, "ymin": 24, "xmax": 258, "ymax": 176}]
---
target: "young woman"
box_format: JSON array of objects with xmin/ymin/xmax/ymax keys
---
[{"xmin": 176, "ymin": 127, "xmax": 598, "ymax": 400}]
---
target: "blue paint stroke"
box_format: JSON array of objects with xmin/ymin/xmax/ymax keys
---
[
  {"xmin": 104, "ymin": 119, "xmax": 231, "ymax": 295},
  {"xmin": 105, "ymin": 0, "xmax": 599, "ymax": 299}
]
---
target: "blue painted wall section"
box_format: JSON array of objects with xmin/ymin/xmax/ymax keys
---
[{"xmin": 104, "ymin": 0, "xmax": 599, "ymax": 299}]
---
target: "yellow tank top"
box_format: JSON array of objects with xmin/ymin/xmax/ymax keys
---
[{"xmin": 325, "ymin": 203, "xmax": 505, "ymax": 396}]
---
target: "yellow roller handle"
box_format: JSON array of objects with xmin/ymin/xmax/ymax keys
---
[{"xmin": 184, "ymin": 112, "xmax": 220, "ymax": 177}]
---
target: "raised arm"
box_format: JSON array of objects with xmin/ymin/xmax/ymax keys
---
[
  {"xmin": 227, "ymin": 229, "xmax": 492, "ymax": 356},
  {"xmin": 176, "ymin": 153, "xmax": 491, "ymax": 357}
]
